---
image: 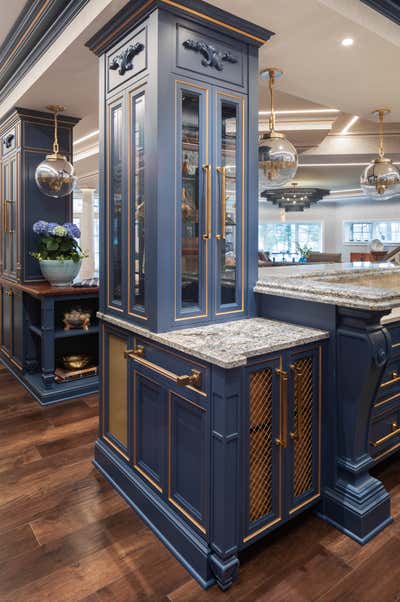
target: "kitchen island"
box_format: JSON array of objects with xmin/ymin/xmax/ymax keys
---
[{"xmin": 256, "ymin": 261, "xmax": 400, "ymax": 549}]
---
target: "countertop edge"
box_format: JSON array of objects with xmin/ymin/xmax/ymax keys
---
[{"xmin": 98, "ymin": 313, "xmax": 329, "ymax": 369}]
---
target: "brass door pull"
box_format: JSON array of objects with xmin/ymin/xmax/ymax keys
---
[
  {"xmin": 290, "ymin": 364, "xmax": 305, "ymax": 441},
  {"xmin": 125, "ymin": 345, "xmax": 202, "ymax": 390},
  {"xmin": 216, "ymin": 166, "xmax": 227, "ymax": 240},
  {"xmin": 380, "ymin": 371, "xmax": 400, "ymax": 388},
  {"xmin": 202, "ymin": 164, "xmax": 211, "ymax": 240},
  {"xmin": 275, "ymin": 368, "xmax": 288, "ymax": 448},
  {"xmin": 371, "ymin": 422, "xmax": 400, "ymax": 447}
]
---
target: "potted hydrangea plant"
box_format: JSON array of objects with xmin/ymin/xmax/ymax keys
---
[{"xmin": 31, "ymin": 221, "xmax": 87, "ymax": 286}]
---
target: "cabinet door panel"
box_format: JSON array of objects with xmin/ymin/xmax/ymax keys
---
[
  {"xmin": 1, "ymin": 287, "xmax": 12, "ymax": 355},
  {"xmin": 107, "ymin": 97, "xmax": 126, "ymax": 310},
  {"xmin": 169, "ymin": 391, "xmax": 208, "ymax": 533},
  {"xmin": 214, "ymin": 91, "xmax": 245, "ymax": 315},
  {"xmin": 243, "ymin": 357, "xmax": 282, "ymax": 543},
  {"xmin": 286, "ymin": 346, "xmax": 321, "ymax": 515},
  {"xmin": 103, "ymin": 328, "xmax": 129, "ymax": 457},
  {"xmin": 2, "ymin": 157, "xmax": 18, "ymax": 278},
  {"xmin": 12, "ymin": 288, "xmax": 23, "ymax": 366},
  {"xmin": 128, "ymin": 87, "xmax": 147, "ymax": 318},
  {"xmin": 133, "ymin": 368, "xmax": 167, "ymax": 492},
  {"xmin": 175, "ymin": 81, "xmax": 209, "ymax": 322}
]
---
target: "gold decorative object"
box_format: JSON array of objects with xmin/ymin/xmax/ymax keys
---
[
  {"xmin": 258, "ymin": 68, "xmax": 298, "ymax": 191},
  {"xmin": 62, "ymin": 354, "xmax": 92, "ymax": 370},
  {"xmin": 34, "ymin": 105, "xmax": 77, "ymax": 198},
  {"xmin": 360, "ymin": 108, "xmax": 400, "ymax": 200},
  {"xmin": 63, "ymin": 308, "xmax": 91, "ymax": 330}
]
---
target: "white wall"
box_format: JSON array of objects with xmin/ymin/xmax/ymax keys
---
[{"xmin": 259, "ymin": 195, "xmax": 400, "ymax": 262}]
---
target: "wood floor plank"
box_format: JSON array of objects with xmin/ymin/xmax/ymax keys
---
[{"xmin": 0, "ymin": 369, "xmax": 400, "ymax": 601}]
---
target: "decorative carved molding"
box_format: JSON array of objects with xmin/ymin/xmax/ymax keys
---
[
  {"xmin": 182, "ymin": 39, "xmax": 238, "ymax": 71},
  {"xmin": 3, "ymin": 133, "xmax": 15, "ymax": 149},
  {"xmin": 109, "ymin": 42, "xmax": 144, "ymax": 76}
]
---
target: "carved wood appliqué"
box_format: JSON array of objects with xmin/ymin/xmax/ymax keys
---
[
  {"xmin": 109, "ymin": 42, "xmax": 145, "ymax": 76},
  {"xmin": 182, "ymin": 39, "xmax": 238, "ymax": 71},
  {"xmin": 3, "ymin": 133, "xmax": 14, "ymax": 149}
]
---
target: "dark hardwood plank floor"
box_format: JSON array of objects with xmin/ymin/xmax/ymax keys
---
[{"xmin": 0, "ymin": 363, "xmax": 399, "ymax": 601}]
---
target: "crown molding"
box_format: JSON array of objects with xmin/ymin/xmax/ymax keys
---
[
  {"xmin": 0, "ymin": 0, "xmax": 90, "ymax": 106},
  {"xmin": 360, "ymin": 0, "xmax": 400, "ymax": 25}
]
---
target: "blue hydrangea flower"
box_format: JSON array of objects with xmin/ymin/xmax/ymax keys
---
[
  {"xmin": 33, "ymin": 220, "xmax": 49, "ymax": 235},
  {"xmin": 51, "ymin": 225, "xmax": 68, "ymax": 237},
  {"xmin": 63, "ymin": 222, "xmax": 81, "ymax": 238},
  {"xmin": 46, "ymin": 222, "xmax": 59, "ymax": 234}
]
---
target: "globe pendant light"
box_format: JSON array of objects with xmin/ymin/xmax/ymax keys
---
[
  {"xmin": 360, "ymin": 108, "xmax": 400, "ymax": 200},
  {"xmin": 35, "ymin": 105, "xmax": 77, "ymax": 198},
  {"xmin": 258, "ymin": 68, "xmax": 298, "ymax": 191}
]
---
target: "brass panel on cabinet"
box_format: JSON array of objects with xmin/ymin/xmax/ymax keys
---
[{"xmin": 108, "ymin": 333, "xmax": 128, "ymax": 447}]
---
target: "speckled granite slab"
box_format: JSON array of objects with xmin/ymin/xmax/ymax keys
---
[
  {"xmin": 255, "ymin": 262, "xmax": 400, "ymax": 311},
  {"xmin": 98, "ymin": 313, "xmax": 329, "ymax": 369}
]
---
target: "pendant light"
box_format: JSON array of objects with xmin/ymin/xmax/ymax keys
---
[
  {"xmin": 360, "ymin": 108, "xmax": 400, "ymax": 200},
  {"xmin": 35, "ymin": 105, "xmax": 77, "ymax": 198},
  {"xmin": 258, "ymin": 68, "xmax": 298, "ymax": 192}
]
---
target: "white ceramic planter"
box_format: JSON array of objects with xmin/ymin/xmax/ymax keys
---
[{"xmin": 39, "ymin": 259, "xmax": 81, "ymax": 287}]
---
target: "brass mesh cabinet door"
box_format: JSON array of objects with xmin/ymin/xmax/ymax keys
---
[
  {"xmin": 244, "ymin": 358, "xmax": 282, "ymax": 543},
  {"xmin": 287, "ymin": 346, "xmax": 322, "ymax": 515}
]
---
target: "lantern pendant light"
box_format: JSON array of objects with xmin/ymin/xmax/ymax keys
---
[
  {"xmin": 360, "ymin": 108, "xmax": 400, "ymax": 200},
  {"xmin": 35, "ymin": 105, "xmax": 77, "ymax": 198},
  {"xmin": 258, "ymin": 68, "xmax": 298, "ymax": 191}
]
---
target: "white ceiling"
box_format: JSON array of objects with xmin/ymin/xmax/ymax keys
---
[{"xmin": 4, "ymin": 0, "xmax": 400, "ymax": 193}]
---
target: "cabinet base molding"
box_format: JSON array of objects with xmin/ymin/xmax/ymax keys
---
[
  {"xmin": 0, "ymin": 354, "xmax": 98, "ymax": 405},
  {"xmin": 94, "ymin": 439, "xmax": 216, "ymax": 589},
  {"xmin": 317, "ymin": 480, "xmax": 392, "ymax": 545}
]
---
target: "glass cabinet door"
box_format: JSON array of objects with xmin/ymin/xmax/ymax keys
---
[
  {"xmin": 107, "ymin": 99, "xmax": 124, "ymax": 309},
  {"xmin": 2, "ymin": 156, "xmax": 17, "ymax": 278},
  {"xmin": 175, "ymin": 82, "xmax": 209, "ymax": 321},
  {"xmin": 129, "ymin": 88, "xmax": 146, "ymax": 319},
  {"xmin": 215, "ymin": 92, "xmax": 244, "ymax": 314}
]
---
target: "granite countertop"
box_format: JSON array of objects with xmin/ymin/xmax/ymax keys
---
[
  {"xmin": 98, "ymin": 313, "xmax": 329, "ymax": 369},
  {"xmin": 255, "ymin": 262, "xmax": 400, "ymax": 312}
]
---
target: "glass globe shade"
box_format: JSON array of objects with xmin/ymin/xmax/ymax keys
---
[
  {"xmin": 258, "ymin": 132, "xmax": 298, "ymax": 191},
  {"xmin": 35, "ymin": 154, "xmax": 77, "ymax": 198},
  {"xmin": 360, "ymin": 157, "xmax": 400, "ymax": 200}
]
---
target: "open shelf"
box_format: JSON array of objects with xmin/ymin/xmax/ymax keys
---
[{"xmin": 29, "ymin": 325, "xmax": 99, "ymax": 339}]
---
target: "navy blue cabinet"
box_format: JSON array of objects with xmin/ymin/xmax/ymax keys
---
[
  {"xmin": 99, "ymin": 319, "xmax": 323, "ymax": 588},
  {"xmin": 89, "ymin": 1, "xmax": 267, "ymax": 332},
  {"xmin": 0, "ymin": 285, "xmax": 23, "ymax": 370},
  {"xmin": 243, "ymin": 345, "xmax": 322, "ymax": 544}
]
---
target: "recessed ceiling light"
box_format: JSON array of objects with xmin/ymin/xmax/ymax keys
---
[{"xmin": 341, "ymin": 38, "xmax": 354, "ymax": 47}]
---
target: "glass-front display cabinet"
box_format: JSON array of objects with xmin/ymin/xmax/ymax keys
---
[{"xmin": 90, "ymin": 0, "xmax": 269, "ymax": 332}]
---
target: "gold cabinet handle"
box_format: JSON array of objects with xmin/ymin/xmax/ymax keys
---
[
  {"xmin": 371, "ymin": 422, "xmax": 400, "ymax": 447},
  {"xmin": 125, "ymin": 345, "xmax": 202, "ymax": 390},
  {"xmin": 290, "ymin": 364, "xmax": 305, "ymax": 441},
  {"xmin": 216, "ymin": 166, "xmax": 226, "ymax": 240},
  {"xmin": 380, "ymin": 371, "xmax": 400, "ymax": 389},
  {"xmin": 275, "ymin": 368, "xmax": 288, "ymax": 448},
  {"xmin": 202, "ymin": 164, "xmax": 211, "ymax": 240}
]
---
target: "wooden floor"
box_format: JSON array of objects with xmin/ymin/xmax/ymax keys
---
[{"xmin": 0, "ymin": 364, "xmax": 400, "ymax": 601}]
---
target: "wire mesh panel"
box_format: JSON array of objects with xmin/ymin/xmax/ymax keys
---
[
  {"xmin": 292, "ymin": 357, "xmax": 314, "ymax": 498},
  {"xmin": 249, "ymin": 367, "xmax": 273, "ymax": 522}
]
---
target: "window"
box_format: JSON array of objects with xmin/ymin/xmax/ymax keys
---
[
  {"xmin": 73, "ymin": 191, "xmax": 100, "ymax": 276},
  {"xmin": 344, "ymin": 221, "xmax": 400, "ymax": 244},
  {"xmin": 259, "ymin": 222, "xmax": 322, "ymax": 261}
]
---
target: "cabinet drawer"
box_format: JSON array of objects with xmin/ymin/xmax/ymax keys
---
[
  {"xmin": 388, "ymin": 323, "xmax": 400, "ymax": 355},
  {"xmin": 176, "ymin": 23, "xmax": 246, "ymax": 89},
  {"xmin": 128, "ymin": 336, "xmax": 209, "ymax": 398},
  {"xmin": 369, "ymin": 408, "xmax": 400, "ymax": 459},
  {"xmin": 106, "ymin": 25, "xmax": 147, "ymax": 94},
  {"xmin": 374, "ymin": 357, "xmax": 400, "ymax": 409},
  {"xmin": 1, "ymin": 126, "xmax": 17, "ymax": 157}
]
